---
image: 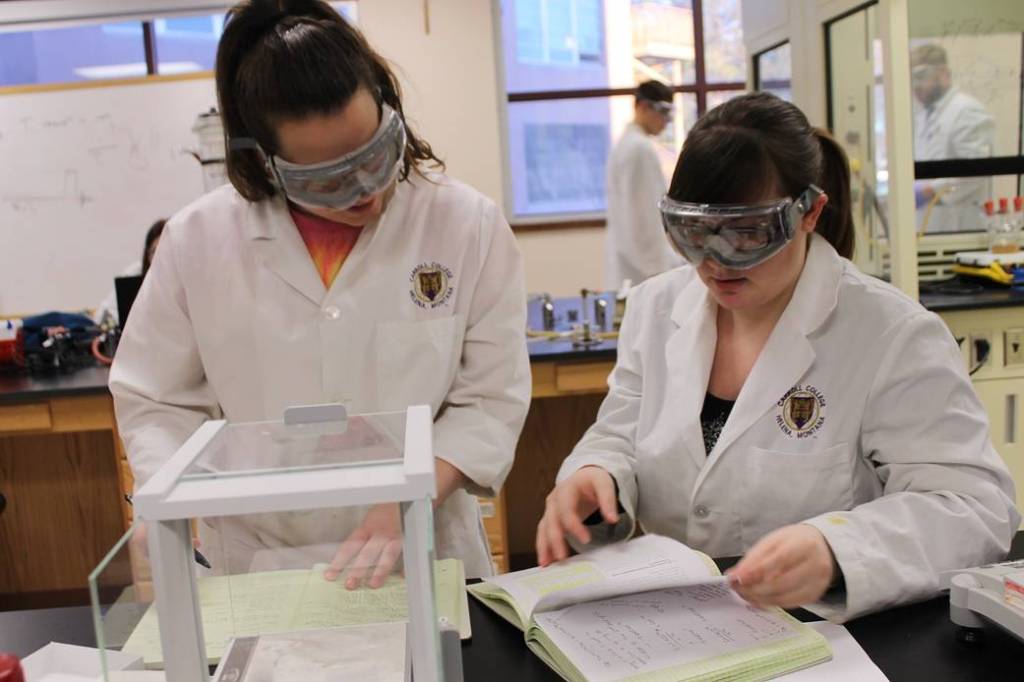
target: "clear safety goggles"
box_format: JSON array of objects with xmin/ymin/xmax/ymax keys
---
[
  {"xmin": 910, "ymin": 64, "xmax": 939, "ymax": 83},
  {"xmin": 231, "ymin": 104, "xmax": 407, "ymax": 210},
  {"xmin": 641, "ymin": 98, "xmax": 674, "ymax": 118},
  {"xmin": 659, "ymin": 185, "xmax": 823, "ymax": 270}
]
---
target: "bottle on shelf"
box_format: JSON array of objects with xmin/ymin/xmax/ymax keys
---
[{"xmin": 990, "ymin": 197, "xmax": 1020, "ymax": 254}]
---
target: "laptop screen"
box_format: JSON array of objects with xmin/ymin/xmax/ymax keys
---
[{"xmin": 115, "ymin": 275, "xmax": 144, "ymax": 328}]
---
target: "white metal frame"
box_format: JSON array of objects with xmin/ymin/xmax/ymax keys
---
[{"xmin": 134, "ymin": 405, "xmax": 442, "ymax": 682}]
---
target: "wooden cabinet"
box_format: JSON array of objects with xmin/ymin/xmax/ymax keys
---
[
  {"xmin": 0, "ymin": 394, "xmax": 128, "ymax": 609},
  {"xmin": 498, "ymin": 359, "xmax": 613, "ymax": 571}
]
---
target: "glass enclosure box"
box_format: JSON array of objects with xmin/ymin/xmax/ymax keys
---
[{"xmin": 90, "ymin": 405, "xmax": 457, "ymax": 682}]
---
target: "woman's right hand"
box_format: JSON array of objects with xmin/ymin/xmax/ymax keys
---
[{"xmin": 535, "ymin": 466, "xmax": 619, "ymax": 567}]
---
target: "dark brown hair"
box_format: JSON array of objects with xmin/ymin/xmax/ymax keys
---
[
  {"xmin": 215, "ymin": 0, "xmax": 444, "ymax": 201},
  {"xmin": 141, "ymin": 219, "xmax": 166, "ymax": 276},
  {"xmin": 667, "ymin": 92, "xmax": 854, "ymax": 258},
  {"xmin": 636, "ymin": 80, "xmax": 673, "ymax": 105}
]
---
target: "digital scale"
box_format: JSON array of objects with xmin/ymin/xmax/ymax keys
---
[{"xmin": 942, "ymin": 559, "xmax": 1024, "ymax": 645}]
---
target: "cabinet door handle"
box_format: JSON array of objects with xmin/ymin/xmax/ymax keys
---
[
  {"xmin": 1008, "ymin": 394, "xmax": 1018, "ymax": 445},
  {"xmin": 0, "ymin": 491, "xmax": 6, "ymax": 516}
]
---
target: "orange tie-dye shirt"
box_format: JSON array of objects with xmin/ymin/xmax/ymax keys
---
[{"xmin": 289, "ymin": 206, "xmax": 363, "ymax": 288}]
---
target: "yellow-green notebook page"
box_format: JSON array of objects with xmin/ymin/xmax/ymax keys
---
[
  {"xmin": 122, "ymin": 559, "xmax": 466, "ymax": 666},
  {"xmin": 526, "ymin": 584, "xmax": 831, "ymax": 682}
]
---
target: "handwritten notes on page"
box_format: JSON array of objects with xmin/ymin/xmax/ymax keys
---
[{"xmin": 532, "ymin": 583, "xmax": 809, "ymax": 682}]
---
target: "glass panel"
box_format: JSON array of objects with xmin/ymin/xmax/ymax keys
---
[
  {"xmin": 507, "ymin": 92, "xmax": 696, "ymax": 217},
  {"xmin": 918, "ymin": 174, "xmax": 1023, "ymax": 236},
  {"xmin": 907, "ymin": 0, "xmax": 1024, "ymax": 161},
  {"xmin": 89, "ymin": 522, "xmax": 161, "ymax": 678},
  {"xmin": 701, "ymin": 0, "xmax": 747, "ymax": 83},
  {"xmin": 182, "ymin": 410, "xmax": 407, "ymax": 480},
  {"xmin": 154, "ymin": 14, "xmax": 225, "ymax": 75},
  {"xmin": 0, "ymin": 21, "xmax": 146, "ymax": 86},
  {"xmin": 94, "ymin": 505, "xmax": 449, "ymax": 679},
  {"xmin": 755, "ymin": 42, "xmax": 791, "ymax": 101},
  {"xmin": 502, "ymin": 0, "xmax": 696, "ymax": 93},
  {"xmin": 827, "ymin": 4, "xmax": 888, "ymax": 277},
  {"xmin": 705, "ymin": 88, "xmax": 747, "ymax": 112}
]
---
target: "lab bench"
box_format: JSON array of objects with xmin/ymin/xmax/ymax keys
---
[{"xmin": 2, "ymin": 288, "xmax": 1022, "ymax": 607}]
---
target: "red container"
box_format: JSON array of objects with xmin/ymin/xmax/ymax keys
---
[{"xmin": 0, "ymin": 654, "xmax": 24, "ymax": 682}]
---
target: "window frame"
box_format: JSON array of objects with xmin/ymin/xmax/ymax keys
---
[
  {"xmin": 752, "ymin": 39, "xmax": 791, "ymax": 95},
  {"xmin": 503, "ymin": 0, "xmax": 747, "ymax": 230}
]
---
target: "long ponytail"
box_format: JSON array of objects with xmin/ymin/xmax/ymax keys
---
[{"xmin": 812, "ymin": 128, "xmax": 854, "ymax": 259}]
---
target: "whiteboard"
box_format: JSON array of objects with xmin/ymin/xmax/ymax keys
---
[{"xmin": 0, "ymin": 76, "xmax": 218, "ymax": 315}]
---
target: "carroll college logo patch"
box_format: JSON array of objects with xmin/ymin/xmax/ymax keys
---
[
  {"xmin": 776, "ymin": 385, "xmax": 826, "ymax": 438},
  {"xmin": 409, "ymin": 262, "xmax": 455, "ymax": 309}
]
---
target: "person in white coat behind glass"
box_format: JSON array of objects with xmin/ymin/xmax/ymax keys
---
[
  {"xmin": 537, "ymin": 92, "xmax": 1018, "ymax": 622},
  {"xmin": 110, "ymin": 0, "xmax": 530, "ymax": 584},
  {"xmin": 604, "ymin": 80, "xmax": 684, "ymax": 291},
  {"xmin": 911, "ymin": 43, "xmax": 994, "ymax": 233}
]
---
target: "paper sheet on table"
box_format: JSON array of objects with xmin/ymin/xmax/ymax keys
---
[
  {"xmin": 121, "ymin": 559, "xmax": 466, "ymax": 666},
  {"xmin": 777, "ymin": 621, "xmax": 888, "ymax": 681}
]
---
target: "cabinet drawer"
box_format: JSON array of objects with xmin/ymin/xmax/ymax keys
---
[
  {"xmin": 555, "ymin": 362, "xmax": 612, "ymax": 393},
  {"xmin": 0, "ymin": 403, "xmax": 52, "ymax": 433}
]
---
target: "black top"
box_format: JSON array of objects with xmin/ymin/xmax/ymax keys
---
[
  {"xmin": 701, "ymin": 392, "xmax": 735, "ymax": 455},
  {"xmin": 0, "ymin": 365, "xmax": 111, "ymax": 404}
]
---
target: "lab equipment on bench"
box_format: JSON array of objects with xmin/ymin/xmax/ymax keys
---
[
  {"xmin": 942, "ymin": 559, "xmax": 1024, "ymax": 645},
  {"xmin": 526, "ymin": 289, "xmax": 618, "ymax": 347}
]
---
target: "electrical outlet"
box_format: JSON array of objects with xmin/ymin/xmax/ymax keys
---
[
  {"xmin": 1006, "ymin": 328, "xmax": 1024, "ymax": 366},
  {"xmin": 970, "ymin": 331, "xmax": 993, "ymax": 371}
]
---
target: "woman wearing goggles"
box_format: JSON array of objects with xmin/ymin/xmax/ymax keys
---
[
  {"xmin": 110, "ymin": 0, "xmax": 530, "ymax": 588},
  {"xmin": 537, "ymin": 92, "xmax": 1016, "ymax": 622}
]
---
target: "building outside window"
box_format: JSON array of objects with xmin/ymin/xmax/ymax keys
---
[{"xmin": 501, "ymin": 0, "xmax": 747, "ymax": 221}]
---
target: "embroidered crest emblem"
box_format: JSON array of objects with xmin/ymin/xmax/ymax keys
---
[
  {"xmin": 409, "ymin": 262, "xmax": 455, "ymax": 309},
  {"xmin": 776, "ymin": 385, "xmax": 827, "ymax": 438}
]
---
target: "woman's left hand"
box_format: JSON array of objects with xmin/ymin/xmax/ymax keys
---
[
  {"xmin": 324, "ymin": 503, "xmax": 403, "ymax": 590},
  {"xmin": 726, "ymin": 524, "xmax": 838, "ymax": 609}
]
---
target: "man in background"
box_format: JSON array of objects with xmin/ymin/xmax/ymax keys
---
[
  {"xmin": 605, "ymin": 80, "xmax": 684, "ymax": 290},
  {"xmin": 911, "ymin": 44, "xmax": 994, "ymax": 233}
]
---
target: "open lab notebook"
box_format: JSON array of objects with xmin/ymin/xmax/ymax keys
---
[
  {"xmin": 122, "ymin": 559, "xmax": 468, "ymax": 667},
  {"xmin": 469, "ymin": 536, "xmax": 832, "ymax": 682}
]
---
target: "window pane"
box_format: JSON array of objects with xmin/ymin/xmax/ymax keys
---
[
  {"xmin": 755, "ymin": 42, "xmax": 791, "ymax": 101},
  {"xmin": 705, "ymin": 88, "xmax": 746, "ymax": 112},
  {"xmin": 507, "ymin": 93, "xmax": 696, "ymax": 217},
  {"xmin": 916, "ymin": 174, "xmax": 1022, "ymax": 235},
  {"xmin": 0, "ymin": 21, "xmax": 146, "ymax": 86},
  {"xmin": 701, "ymin": 0, "xmax": 746, "ymax": 83},
  {"xmin": 154, "ymin": 14, "xmax": 225, "ymax": 74},
  {"xmin": 502, "ymin": 0, "xmax": 696, "ymax": 93}
]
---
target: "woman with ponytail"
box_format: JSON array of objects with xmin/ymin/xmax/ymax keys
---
[
  {"xmin": 111, "ymin": 0, "xmax": 529, "ymax": 583},
  {"xmin": 537, "ymin": 92, "xmax": 1017, "ymax": 620}
]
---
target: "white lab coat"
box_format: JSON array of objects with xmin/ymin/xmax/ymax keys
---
[
  {"xmin": 559, "ymin": 234, "xmax": 1019, "ymax": 621},
  {"xmin": 605, "ymin": 123, "xmax": 684, "ymax": 290},
  {"xmin": 913, "ymin": 87, "xmax": 995, "ymax": 233},
  {"xmin": 109, "ymin": 174, "xmax": 531, "ymax": 578}
]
